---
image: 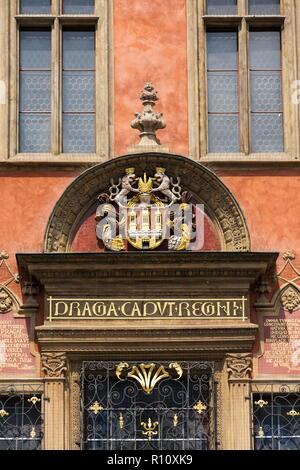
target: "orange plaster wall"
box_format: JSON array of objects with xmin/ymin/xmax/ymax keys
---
[
  {"xmin": 113, "ymin": 0, "xmax": 189, "ymax": 156},
  {"xmin": 219, "ymin": 170, "xmax": 300, "ymax": 258},
  {"xmin": 0, "ymin": 171, "xmax": 78, "ymax": 271}
]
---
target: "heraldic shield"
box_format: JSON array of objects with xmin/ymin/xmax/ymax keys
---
[{"xmin": 95, "ymin": 167, "xmax": 193, "ymax": 251}]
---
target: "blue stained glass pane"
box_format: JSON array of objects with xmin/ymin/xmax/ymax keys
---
[
  {"xmin": 250, "ymin": 31, "xmax": 281, "ymax": 70},
  {"xmin": 63, "ymin": 71, "xmax": 95, "ymax": 112},
  {"xmin": 249, "ymin": 0, "xmax": 280, "ymax": 15},
  {"xmin": 208, "ymin": 115, "xmax": 239, "ymax": 153},
  {"xmin": 63, "ymin": 31, "xmax": 95, "ymax": 70},
  {"xmin": 207, "ymin": 32, "xmax": 237, "ymax": 70},
  {"xmin": 20, "ymin": 31, "xmax": 51, "ymax": 70},
  {"xmin": 63, "ymin": 0, "xmax": 94, "ymax": 14},
  {"xmin": 251, "ymin": 113, "xmax": 283, "ymax": 153},
  {"xmin": 19, "ymin": 114, "xmax": 51, "ymax": 153},
  {"xmin": 206, "ymin": 0, "xmax": 237, "ymax": 15},
  {"xmin": 20, "ymin": 0, "xmax": 51, "ymax": 14},
  {"xmin": 63, "ymin": 114, "xmax": 95, "ymax": 153},
  {"xmin": 20, "ymin": 71, "xmax": 51, "ymax": 112}
]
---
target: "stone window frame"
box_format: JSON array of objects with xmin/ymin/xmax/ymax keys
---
[
  {"xmin": 187, "ymin": 0, "xmax": 300, "ymax": 165},
  {"xmin": 5, "ymin": 0, "xmax": 113, "ymax": 165}
]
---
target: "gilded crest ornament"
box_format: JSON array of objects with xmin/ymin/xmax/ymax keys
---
[
  {"xmin": 140, "ymin": 418, "xmax": 159, "ymax": 440},
  {"xmin": 96, "ymin": 166, "xmax": 195, "ymax": 251},
  {"xmin": 115, "ymin": 362, "xmax": 183, "ymax": 394}
]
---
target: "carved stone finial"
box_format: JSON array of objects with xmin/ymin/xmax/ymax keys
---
[
  {"xmin": 283, "ymin": 252, "xmax": 295, "ymax": 261},
  {"xmin": 130, "ymin": 83, "xmax": 167, "ymax": 149},
  {"xmin": 226, "ymin": 353, "xmax": 252, "ymax": 380},
  {"xmin": 41, "ymin": 353, "xmax": 67, "ymax": 378}
]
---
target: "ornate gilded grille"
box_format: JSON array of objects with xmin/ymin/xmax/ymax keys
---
[
  {"xmin": 80, "ymin": 361, "xmax": 216, "ymax": 450},
  {"xmin": 0, "ymin": 384, "xmax": 44, "ymax": 450},
  {"xmin": 251, "ymin": 383, "xmax": 300, "ymax": 450}
]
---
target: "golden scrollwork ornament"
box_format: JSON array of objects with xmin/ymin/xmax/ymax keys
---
[{"xmin": 115, "ymin": 362, "xmax": 183, "ymax": 394}]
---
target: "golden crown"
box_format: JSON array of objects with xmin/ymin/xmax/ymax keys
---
[
  {"xmin": 156, "ymin": 167, "xmax": 166, "ymax": 174},
  {"xmin": 138, "ymin": 173, "xmax": 153, "ymax": 194},
  {"xmin": 125, "ymin": 168, "xmax": 135, "ymax": 174}
]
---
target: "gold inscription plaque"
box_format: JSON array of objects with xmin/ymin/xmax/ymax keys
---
[{"xmin": 46, "ymin": 297, "xmax": 247, "ymax": 321}]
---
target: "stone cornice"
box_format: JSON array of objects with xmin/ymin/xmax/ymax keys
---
[
  {"xmin": 36, "ymin": 323, "xmax": 258, "ymax": 357},
  {"xmin": 17, "ymin": 251, "xmax": 277, "ymax": 285}
]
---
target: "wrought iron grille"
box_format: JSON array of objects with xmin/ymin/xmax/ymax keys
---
[
  {"xmin": 251, "ymin": 383, "xmax": 300, "ymax": 450},
  {"xmin": 80, "ymin": 361, "xmax": 215, "ymax": 450},
  {"xmin": 0, "ymin": 384, "xmax": 44, "ymax": 450}
]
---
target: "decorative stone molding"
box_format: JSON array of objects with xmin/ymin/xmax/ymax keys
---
[
  {"xmin": 0, "ymin": 288, "xmax": 14, "ymax": 313},
  {"xmin": 226, "ymin": 354, "xmax": 252, "ymax": 380},
  {"xmin": 41, "ymin": 353, "xmax": 67, "ymax": 378},
  {"xmin": 0, "ymin": 250, "xmax": 21, "ymax": 314},
  {"xmin": 281, "ymin": 286, "xmax": 300, "ymax": 313},
  {"xmin": 43, "ymin": 153, "xmax": 251, "ymax": 252}
]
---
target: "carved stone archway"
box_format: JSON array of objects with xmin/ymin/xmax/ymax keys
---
[{"xmin": 44, "ymin": 153, "xmax": 251, "ymax": 253}]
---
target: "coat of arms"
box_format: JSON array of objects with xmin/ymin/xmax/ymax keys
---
[{"xmin": 95, "ymin": 167, "xmax": 195, "ymax": 251}]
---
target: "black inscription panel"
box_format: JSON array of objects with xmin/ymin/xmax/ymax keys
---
[{"xmin": 46, "ymin": 297, "xmax": 247, "ymax": 321}]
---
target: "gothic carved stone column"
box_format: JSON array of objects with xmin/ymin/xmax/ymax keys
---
[
  {"xmin": 42, "ymin": 353, "xmax": 67, "ymax": 450},
  {"xmin": 224, "ymin": 353, "xmax": 252, "ymax": 450}
]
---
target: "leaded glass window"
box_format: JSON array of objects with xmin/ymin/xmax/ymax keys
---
[
  {"xmin": 19, "ymin": 29, "xmax": 51, "ymax": 153},
  {"xmin": 248, "ymin": 0, "xmax": 280, "ymax": 15},
  {"xmin": 17, "ymin": 3, "xmax": 98, "ymax": 155},
  {"xmin": 19, "ymin": 0, "xmax": 51, "ymax": 15},
  {"xmin": 62, "ymin": 30, "xmax": 95, "ymax": 153},
  {"xmin": 206, "ymin": 0, "xmax": 237, "ymax": 15},
  {"xmin": 249, "ymin": 30, "xmax": 283, "ymax": 153},
  {"xmin": 204, "ymin": 0, "xmax": 284, "ymax": 155},
  {"xmin": 207, "ymin": 31, "xmax": 240, "ymax": 153},
  {"xmin": 63, "ymin": 0, "xmax": 95, "ymax": 15}
]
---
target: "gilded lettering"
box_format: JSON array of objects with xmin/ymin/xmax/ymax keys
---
[
  {"xmin": 120, "ymin": 301, "xmax": 132, "ymax": 317},
  {"xmin": 156, "ymin": 302, "xmax": 170, "ymax": 316},
  {"xmin": 131, "ymin": 302, "xmax": 142, "ymax": 317},
  {"xmin": 107, "ymin": 302, "xmax": 118, "ymax": 317},
  {"xmin": 232, "ymin": 301, "xmax": 241, "ymax": 316},
  {"xmin": 92, "ymin": 302, "xmax": 106, "ymax": 317},
  {"xmin": 191, "ymin": 302, "xmax": 202, "ymax": 317},
  {"xmin": 69, "ymin": 302, "xmax": 81, "ymax": 317},
  {"xmin": 81, "ymin": 302, "xmax": 92, "ymax": 317},
  {"xmin": 178, "ymin": 302, "xmax": 191, "ymax": 317},
  {"xmin": 167, "ymin": 302, "xmax": 176, "ymax": 316},
  {"xmin": 54, "ymin": 301, "xmax": 69, "ymax": 316},
  {"xmin": 143, "ymin": 302, "xmax": 158, "ymax": 317},
  {"xmin": 200, "ymin": 302, "xmax": 215, "ymax": 317}
]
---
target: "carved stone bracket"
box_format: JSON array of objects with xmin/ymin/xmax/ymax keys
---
[
  {"xmin": 41, "ymin": 353, "xmax": 67, "ymax": 379},
  {"xmin": 226, "ymin": 353, "xmax": 252, "ymax": 380}
]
